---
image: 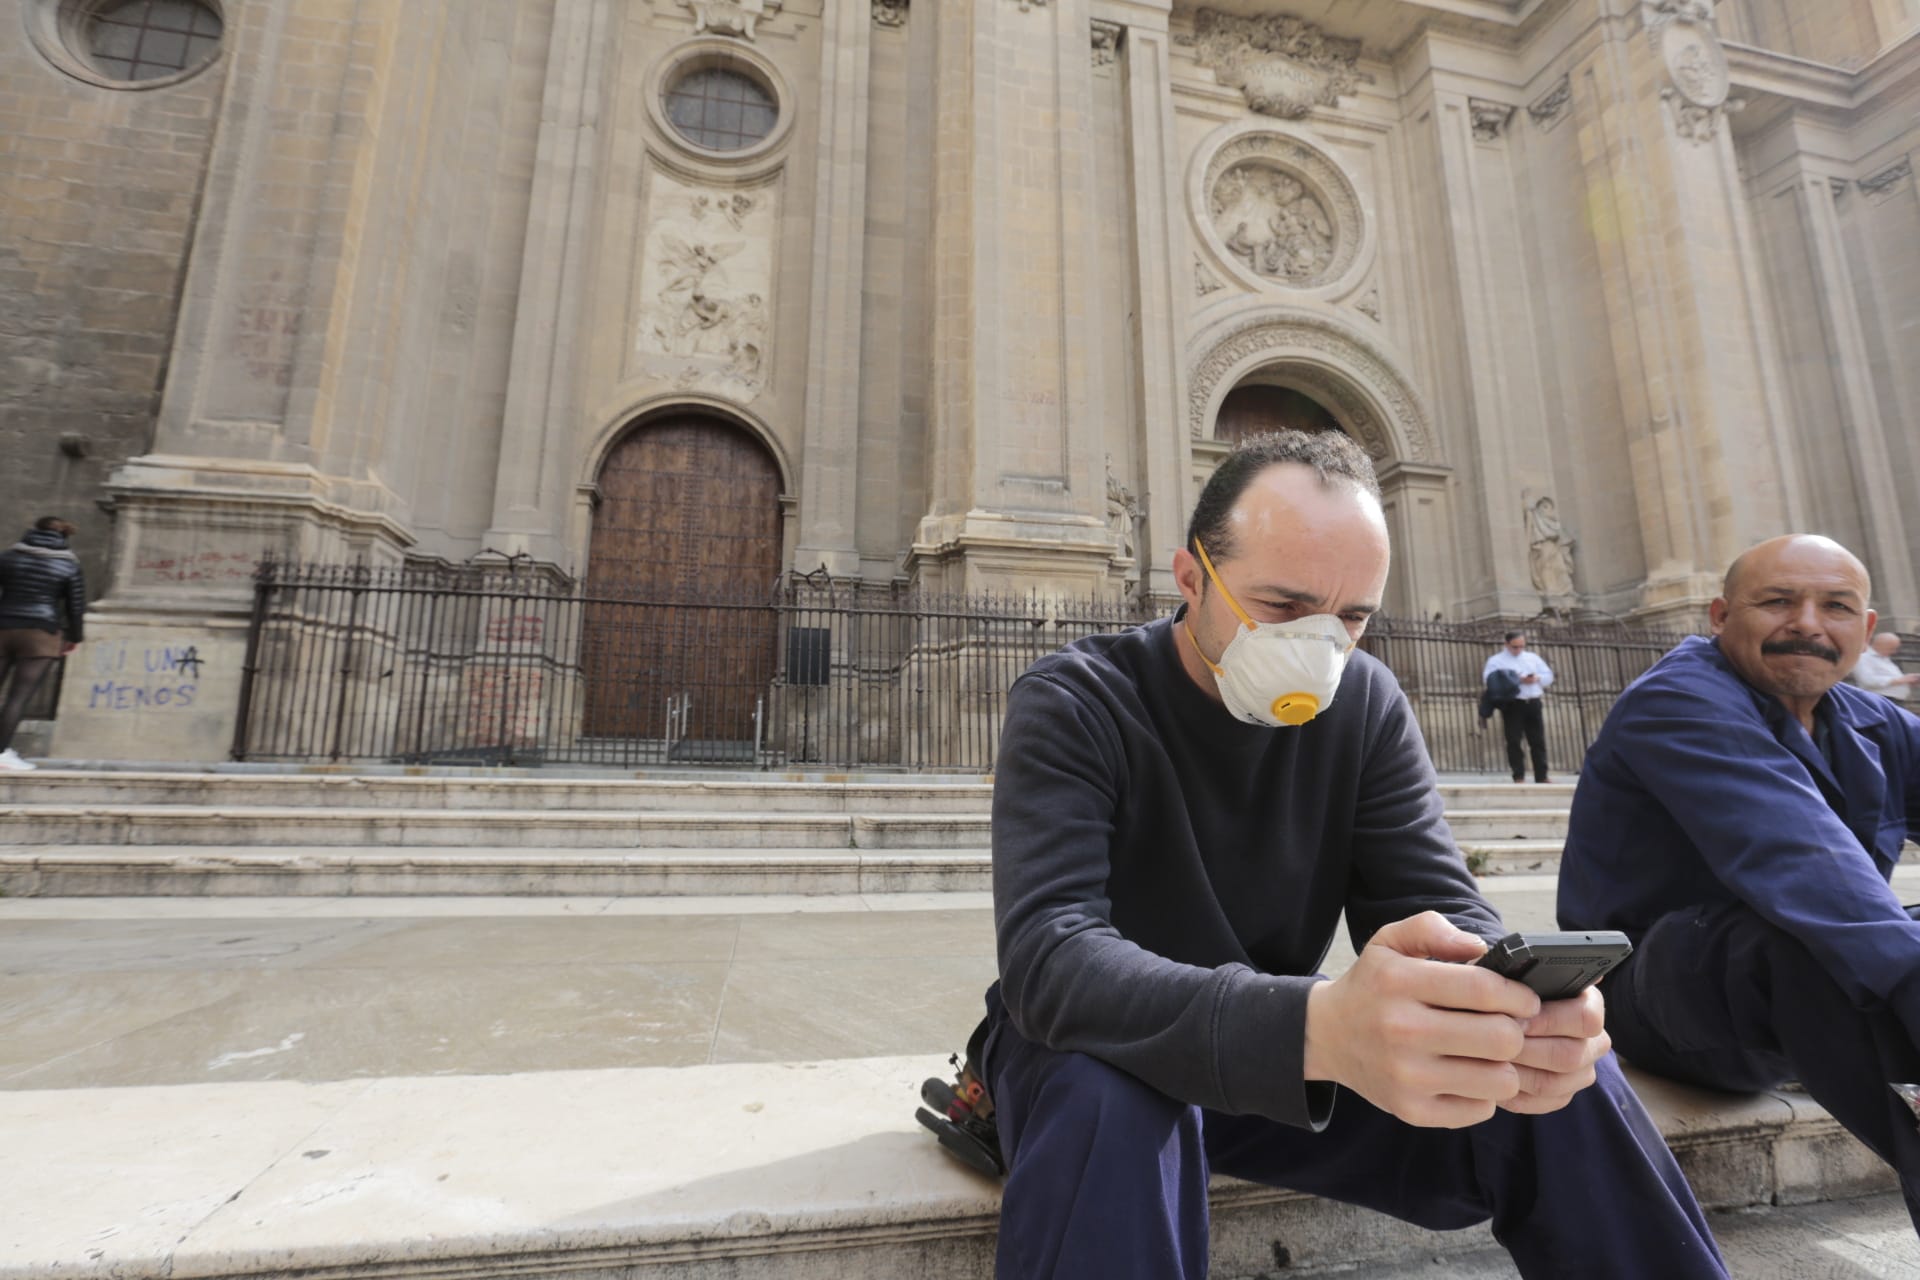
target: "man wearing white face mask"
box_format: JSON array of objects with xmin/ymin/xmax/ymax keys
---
[{"xmin": 977, "ymin": 431, "xmax": 1725, "ymax": 1279}]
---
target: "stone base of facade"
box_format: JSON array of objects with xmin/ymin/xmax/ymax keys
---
[{"xmin": 906, "ymin": 510, "xmax": 1130, "ymax": 599}]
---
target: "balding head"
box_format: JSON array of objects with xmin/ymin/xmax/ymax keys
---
[
  {"xmin": 1873, "ymin": 632, "xmax": 1902, "ymax": 658},
  {"xmin": 1710, "ymin": 534, "xmax": 1876, "ymax": 726},
  {"xmin": 1722, "ymin": 535, "xmax": 1870, "ymax": 602}
]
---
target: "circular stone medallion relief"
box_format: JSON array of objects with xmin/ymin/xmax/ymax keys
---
[
  {"xmin": 1192, "ymin": 126, "xmax": 1369, "ymax": 299},
  {"xmin": 1661, "ymin": 22, "xmax": 1728, "ymax": 109}
]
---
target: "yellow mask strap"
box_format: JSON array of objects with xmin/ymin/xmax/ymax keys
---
[
  {"xmin": 1194, "ymin": 537, "xmax": 1256, "ymax": 632},
  {"xmin": 1182, "ymin": 617, "xmax": 1225, "ymax": 677}
]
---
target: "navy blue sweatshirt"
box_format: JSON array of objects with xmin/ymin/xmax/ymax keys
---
[
  {"xmin": 1558, "ymin": 635, "xmax": 1920, "ymax": 1029},
  {"xmin": 992, "ymin": 615, "xmax": 1504, "ymax": 1129}
]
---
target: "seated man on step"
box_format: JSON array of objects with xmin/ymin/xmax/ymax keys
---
[
  {"xmin": 1559, "ymin": 534, "xmax": 1920, "ymax": 1234},
  {"xmin": 981, "ymin": 430, "xmax": 1726, "ymax": 1279}
]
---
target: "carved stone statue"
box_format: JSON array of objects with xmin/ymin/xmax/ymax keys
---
[
  {"xmin": 1524, "ymin": 491, "xmax": 1577, "ymax": 602},
  {"xmin": 1106, "ymin": 456, "xmax": 1141, "ymax": 563}
]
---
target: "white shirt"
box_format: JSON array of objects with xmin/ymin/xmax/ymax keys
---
[
  {"xmin": 1853, "ymin": 650, "xmax": 1911, "ymax": 701},
  {"xmin": 1483, "ymin": 649, "xmax": 1555, "ymax": 701}
]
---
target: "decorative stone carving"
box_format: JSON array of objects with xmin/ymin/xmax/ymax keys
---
[
  {"xmin": 1644, "ymin": 0, "xmax": 1713, "ymax": 35},
  {"xmin": 1190, "ymin": 10, "xmax": 1374, "ymax": 119},
  {"xmin": 1650, "ymin": 0, "xmax": 1735, "ymax": 145},
  {"xmin": 1212, "ymin": 164, "xmax": 1335, "ymax": 285},
  {"xmin": 1524, "ymin": 490, "xmax": 1577, "ymax": 604},
  {"xmin": 873, "ymin": 0, "xmax": 906, "ymax": 27},
  {"xmin": 634, "ymin": 174, "xmax": 777, "ymax": 402},
  {"xmin": 1861, "ymin": 158, "xmax": 1912, "ymax": 204},
  {"xmin": 1092, "ymin": 20, "xmax": 1121, "ymax": 68},
  {"xmin": 1187, "ymin": 313, "xmax": 1434, "ymax": 464},
  {"xmin": 1194, "ymin": 258, "xmax": 1226, "ymax": 298},
  {"xmin": 1355, "ymin": 286, "xmax": 1381, "ymax": 322},
  {"xmin": 1013, "ymin": 0, "xmax": 1047, "ymax": 10},
  {"xmin": 1469, "ymin": 99, "xmax": 1516, "ymax": 143},
  {"xmin": 682, "ymin": 0, "xmax": 780, "ymax": 40},
  {"xmin": 1830, "ymin": 176, "xmax": 1853, "ymax": 199},
  {"xmin": 1528, "ymin": 76, "xmax": 1572, "ymax": 132},
  {"xmin": 1105, "ymin": 455, "xmax": 1141, "ymax": 563},
  {"xmin": 1196, "ymin": 130, "xmax": 1365, "ymax": 295}
]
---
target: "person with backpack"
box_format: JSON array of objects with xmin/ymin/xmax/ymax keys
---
[
  {"xmin": 0, "ymin": 516, "xmax": 86, "ymax": 772},
  {"xmin": 1482, "ymin": 630, "xmax": 1554, "ymax": 783}
]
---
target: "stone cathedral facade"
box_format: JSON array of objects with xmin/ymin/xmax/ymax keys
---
[{"xmin": 3, "ymin": 0, "xmax": 1917, "ymax": 761}]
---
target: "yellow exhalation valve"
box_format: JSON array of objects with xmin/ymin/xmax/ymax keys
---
[{"xmin": 1270, "ymin": 692, "xmax": 1320, "ymax": 725}]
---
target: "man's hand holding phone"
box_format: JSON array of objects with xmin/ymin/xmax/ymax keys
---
[{"xmin": 1303, "ymin": 914, "xmax": 1619, "ymax": 1128}]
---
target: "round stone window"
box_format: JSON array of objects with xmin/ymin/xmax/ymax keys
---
[
  {"xmin": 662, "ymin": 66, "xmax": 778, "ymax": 153},
  {"xmin": 30, "ymin": 0, "xmax": 225, "ymax": 87}
]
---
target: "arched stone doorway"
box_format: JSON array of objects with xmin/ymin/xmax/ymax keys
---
[
  {"xmin": 1213, "ymin": 381, "xmax": 1345, "ymax": 443},
  {"xmin": 581, "ymin": 414, "xmax": 782, "ymax": 743},
  {"xmin": 1187, "ymin": 307, "xmax": 1457, "ymax": 619}
]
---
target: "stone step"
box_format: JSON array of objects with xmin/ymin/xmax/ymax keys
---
[
  {"xmin": 0, "ymin": 846, "xmax": 993, "ymax": 897},
  {"xmin": 0, "ymin": 771, "xmax": 999, "ymax": 813},
  {"xmin": 0, "ymin": 803, "xmax": 1565, "ymax": 853},
  {"xmin": 1442, "ymin": 809, "xmax": 1568, "ymax": 841},
  {"xmin": 1, "ymin": 1057, "xmax": 1888, "ymax": 1280},
  {"xmin": 0, "ymin": 770, "xmax": 1574, "ymax": 813},
  {"xmin": 0, "ymin": 807, "xmax": 994, "ymax": 851}
]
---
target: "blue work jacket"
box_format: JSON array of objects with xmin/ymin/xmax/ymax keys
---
[{"xmin": 1559, "ymin": 635, "xmax": 1920, "ymax": 1027}]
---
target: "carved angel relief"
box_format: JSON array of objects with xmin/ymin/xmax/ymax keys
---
[
  {"xmin": 1211, "ymin": 164, "xmax": 1335, "ymax": 285},
  {"xmin": 635, "ymin": 178, "xmax": 775, "ymax": 400},
  {"xmin": 1190, "ymin": 10, "xmax": 1373, "ymax": 119}
]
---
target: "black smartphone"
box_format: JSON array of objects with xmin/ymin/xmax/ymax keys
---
[{"xmin": 1474, "ymin": 930, "xmax": 1632, "ymax": 1000}]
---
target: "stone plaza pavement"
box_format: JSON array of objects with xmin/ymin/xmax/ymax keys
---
[{"xmin": 5, "ymin": 875, "xmax": 1920, "ymax": 1278}]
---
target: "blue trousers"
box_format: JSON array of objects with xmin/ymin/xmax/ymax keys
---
[
  {"xmin": 1604, "ymin": 899, "xmax": 1920, "ymax": 1231},
  {"xmin": 982, "ymin": 988, "xmax": 1726, "ymax": 1279}
]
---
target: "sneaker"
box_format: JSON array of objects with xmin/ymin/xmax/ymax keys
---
[{"xmin": 0, "ymin": 749, "xmax": 35, "ymax": 772}]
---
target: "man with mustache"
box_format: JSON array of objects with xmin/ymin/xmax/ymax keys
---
[{"xmin": 1558, "ymin": 534, "xmax": 1920, "ymax": 1230}]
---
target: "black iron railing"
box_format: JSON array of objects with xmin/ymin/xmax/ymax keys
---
[
  {"xmin": 1358, "ymin": 616, "xmax": 1694, "ymax": 775},
  {"xmin": 231, "ymin": 560, "xmax": 1711, "ymax": 772},
  {"xmin": 232, "ymin": 561, "xmax": 1159, "ymax": 770}
]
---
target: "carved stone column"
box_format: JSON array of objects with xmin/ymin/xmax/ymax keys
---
[
  {"xmin": 793, "ymin": 0, "xmax": 873, "ymax": 577},
  {"xmin": 908, "ymin": 0, "xmax": 1112, "ymax": 596}
]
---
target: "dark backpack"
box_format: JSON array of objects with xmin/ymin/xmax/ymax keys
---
[{"xmin": 1485, "ymin": 666, "xmax": 1522, "ymax": 703}]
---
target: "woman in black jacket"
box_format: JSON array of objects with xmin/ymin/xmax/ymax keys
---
[{"xmin": 0, "ymin": 516, "xmax": 86, "ymax": 772}]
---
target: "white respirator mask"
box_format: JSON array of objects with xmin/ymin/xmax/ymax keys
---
[{"xmin": 1183, "ymin": 537, "xmax": 1357, "ymax": 727}]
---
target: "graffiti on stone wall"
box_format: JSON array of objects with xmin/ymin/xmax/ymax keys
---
[
  {"xmin": 466, "ymin": 665, "xmax": 545, "ymax": 747},
  {"xmin": 134, "ymin": 549, "xmax": 259, "ymax": 585},
  {"xmin": 83, "ymin": 640, "xmax": 203, "ymax": 712}
]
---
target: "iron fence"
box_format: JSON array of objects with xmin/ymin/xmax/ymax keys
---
[
  {"xmin": 231, "ymin": 560, "xmax": 1711, "ymax": 772},
  {"xmin": 1357, "ymin": 616, "xmax": 1695, "ymax": 775}
]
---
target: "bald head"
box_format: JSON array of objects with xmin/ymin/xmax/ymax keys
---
[
  {"xmin": 1711, "ymin": 534, "xmax": 1876, "ymax": 725},
  {"xmin": 1873, "ymin": 633, "xmax": 1902, "ymax": 658},
  {"xmin": 1722, "ymin": 535, "xmax": 1870, "ymax": 602}
]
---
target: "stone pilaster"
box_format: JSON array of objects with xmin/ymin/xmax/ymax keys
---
[
  {"xmin": 486, "ymin": 0, "xmax": 616, "ymax": 567},
  {"xmin": 1571, "ymin": 0, "xmax": 1797, "ymax": 623},
  {"xmin": 1114, "ymin": 4, "xmax": 1189, "ymax": 603},
  {"xmin": 1401, "ymin": 58, "xmax": 1556, "ymax": 619},
  {"xmin": 909, "ymin": 0, "xmax": 1112, "ymax": 596},
  {"xmin": 794, "ymin": 0, "xmax": 873, "ymax": 577},
  {"xmin": 1784, "ymin": 171, "xmax": 1920, "ymax": 622}
]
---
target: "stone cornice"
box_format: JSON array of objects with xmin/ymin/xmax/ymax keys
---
[{"xmin": 1725, "ymin": 30, "xmax": 1920, "ymax": 114}]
